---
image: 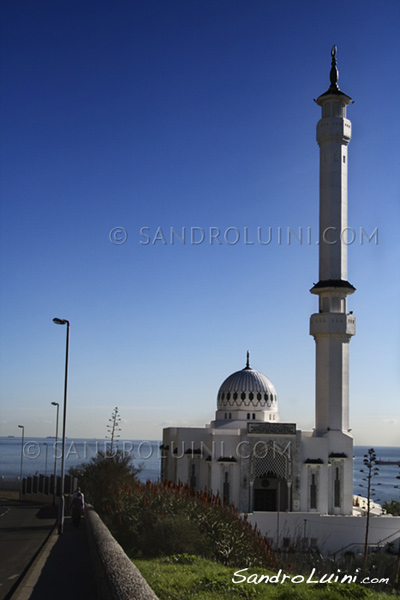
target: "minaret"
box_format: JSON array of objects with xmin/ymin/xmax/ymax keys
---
[{"xmin": 310, "ymin": 46, "xmax": 356, "ymax": 434}]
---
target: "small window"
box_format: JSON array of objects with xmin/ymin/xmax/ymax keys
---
[
  {"xmin": 334, "ymin": 467, "xmax": 341, "ymax": 508},
  {"xmin": 252, "ymin": 413, "xmax": 255, "ymax": 420},
  {"xmin": 241, "ymin": 392, "xmax": 246, "ymax": 401},
  {"xmin": 343, "ymin": 156, "xmax": 346, "ymax": 163},
  {"xmin": 223, "ymin": 471, "xmax": 230, "ymax": 504},
  {"xmin": 249, "ymin": 392, "xmax": 254, "ymax": 401},
  {"xmin": 310, "ymin": 473, "xmax": 317, "ymax": 509},
  {"xmin": 233, "ymin": 392, "xmax": 238, "ymax": 401},
  {"xmin": 257, "ymin": 393, "xmax": 261, "ymax": 401},
  {"xmin": 224, "ymin": 412, "xmax": 227, "ymax": 419},
  {"xmin": 228, "ymin": 413, "xmax": 231, "ymax": 419},
  {"xmin": 247, "ymin": 413, "xmax": 250, "ymax": 420},
  {"xmin": 227, "ymin": 392, "xmax": 231, "ymax": 400},
  {"xmin": 190, "ymin": 464, "xmax": 196, "ymax": 489}
]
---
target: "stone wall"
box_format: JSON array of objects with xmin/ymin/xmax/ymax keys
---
[{"xmin": 85, "ymin": 506, "xmax": 159, "ymax": 600}]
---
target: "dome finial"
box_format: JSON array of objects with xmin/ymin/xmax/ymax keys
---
[
  {"xmin": 329, "ymin": 45, "xmax": 339, "ymax": 90},
  {"xmin": 246, "ymin": 350, "xmax": 250, "ymax": 369}
]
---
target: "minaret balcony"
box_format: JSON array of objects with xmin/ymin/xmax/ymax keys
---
[
  {"xmin": 317, "ymin": 118, "xmax": 351, "ymax": 145},
  {"xmin": 310, "ymin": 312, "xmax": 356, "ymax": 337}
]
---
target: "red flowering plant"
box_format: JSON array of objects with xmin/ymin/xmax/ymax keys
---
[{"xmin": 96, "ymin": 480, "xmax": 276, "ymax": 569}]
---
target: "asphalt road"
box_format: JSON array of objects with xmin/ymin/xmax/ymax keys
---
[{"xmin": 0, "ymin": 500, "xmax": 56, "ymax": 600}]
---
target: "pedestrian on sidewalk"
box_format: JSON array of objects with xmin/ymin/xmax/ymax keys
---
[{"xmin": 70, "ymin": 487, "xmax": 84, "ymax": 528}]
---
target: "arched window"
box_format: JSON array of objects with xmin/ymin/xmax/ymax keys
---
[
  {"xmin": 223, "ymin": 471, "xmax": 230, "ymax": 504},
  {"xmin": 310, "ymin": 473, "xmax": 317, "ymax": 509},
  {"xmin": 190, "ymin": 463, "xmax": 196, "ymax": 489},
  {"xmin": 334, "ymin": 467, "xmax": 341, "ymax": 508},
  {"xmin": 247, "ymin": 413, "xmax": 250, "ymax": 420}
]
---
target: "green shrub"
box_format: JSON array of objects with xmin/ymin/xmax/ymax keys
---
[{"xmin": 93, "ymin": 480, "xmax": 276, "ymax": 568}]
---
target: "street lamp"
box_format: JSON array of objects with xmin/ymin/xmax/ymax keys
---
[
  {"xmin": 51, "ymin": 401, "xmax": 59, "ymax": 506},
  {"xmin": 18, "ymin": 425, "xmax": 24, "ymax": 500},
  {"xmin": 53, "ymin": 317, "xmax": 70, "ymax": 534}
]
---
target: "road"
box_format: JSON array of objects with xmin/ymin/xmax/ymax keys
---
[{"xmin": 0, "ymin": 499, "xmax": 56, "ymax": 600}]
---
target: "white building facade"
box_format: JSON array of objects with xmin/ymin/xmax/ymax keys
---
[
  {"xmin": 162, "ymin": 349, "xmax": 353, "ymax": 518},
  {"xmin": 161, "ymin": 48, "xmax": 399, "ymax": 554}
]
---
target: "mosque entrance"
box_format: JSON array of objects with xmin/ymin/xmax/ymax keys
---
[
  {"xmin": 253, "ymin": 474, "xmax": 288, "ymax": 511},
  {"xmin": 252, "ymin": 444, "xmax": 291, "ymax": 512}
]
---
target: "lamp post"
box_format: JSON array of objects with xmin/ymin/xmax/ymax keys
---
[
  {"xmin": 51, "ymin": 401, "xmax": 59, "ymax": 506},
  {"xmin": 18, "ymin": 425, "xmax": 24, "ymax": 500},
  {"xmin": 53, "ymin": 318, "xmax": 70, "ymax": 534}
]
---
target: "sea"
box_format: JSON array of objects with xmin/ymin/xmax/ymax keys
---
[{"xmin": 0, "ymin": 437, "xmax": 399, "ymax": 504}]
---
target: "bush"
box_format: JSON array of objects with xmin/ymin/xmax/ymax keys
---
[
  {"xmin": 94, "ymin": 480, "xmax": 276, "ymax": 568},
  {"xmin": 68, "ymin": 449, "xmax": 141, "ymax": 508}
]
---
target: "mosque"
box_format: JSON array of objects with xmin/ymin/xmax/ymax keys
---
[{"xmin": 161, "ymin": 48, "xmax": 399, "ymax": 554}]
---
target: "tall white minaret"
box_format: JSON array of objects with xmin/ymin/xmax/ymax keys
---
[{"xmin": 310, "ymin": 46, "xmax": 356, "ymax": 434}]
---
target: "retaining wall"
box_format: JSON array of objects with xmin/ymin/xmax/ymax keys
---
[{"xmin": 85, "ymin": 506, "xmax": 159, "ymax": 600}]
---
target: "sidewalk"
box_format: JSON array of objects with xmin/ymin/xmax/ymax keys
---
[{"xmin": 12, "ymin": 515, "xmax": 97, "ymax": 600}]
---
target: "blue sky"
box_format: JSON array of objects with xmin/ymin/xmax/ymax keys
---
[{"xmin": 1, "ymin": 0, "xmax": 399, "ymax": 446}]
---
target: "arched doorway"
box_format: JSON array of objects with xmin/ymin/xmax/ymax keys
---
[{"xmin": 252, "ymin": 445, "xmax": 291, "ymax": 512}]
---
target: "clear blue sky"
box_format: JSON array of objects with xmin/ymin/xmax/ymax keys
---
[{"xmin": 1, "ymin": 0, "xmax": 399, "ymax": 446}]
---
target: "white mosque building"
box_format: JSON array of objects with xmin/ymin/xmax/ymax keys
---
[{"xmin": 161, "ymin": 47, "xmax": 399, "ymax": 554}]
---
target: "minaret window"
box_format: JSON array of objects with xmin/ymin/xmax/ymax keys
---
[
  {"xmin": 247, "ymin": 413, "xmax": 250, "ymax": 420},
  {"xmin": 241, "ymin": 392, "xmax": 246, "ymax": 401},
  {"xmin": 252, "ymin": 413, "xmax": 255, "ymax": 420},
  {"xmin": 249, "ymin": 392, "xmax": 254, "ymax": 401}
]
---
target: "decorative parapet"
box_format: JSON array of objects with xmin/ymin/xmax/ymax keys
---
[{"xmin": 85, "ymin": 506, "xmax": 159, "ymax": 600}]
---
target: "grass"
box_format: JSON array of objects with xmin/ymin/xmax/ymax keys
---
[{"xmin": 133, "ymin": 555, "xmax": 396, "ymax": 600}]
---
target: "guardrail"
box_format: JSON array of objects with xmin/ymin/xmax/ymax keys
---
[{"xmin": 85, "ymin": 505, "xmax": 159, "ymax": 600}]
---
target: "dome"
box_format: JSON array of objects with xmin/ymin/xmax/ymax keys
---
[{"xmin": 217, "ymin": 353, "xmax": 277, "ymax": 411}]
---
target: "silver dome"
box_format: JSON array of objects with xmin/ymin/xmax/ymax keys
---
[{"xmin": 217, "ymin": 354, "xmax": 277, "ymax": 410}]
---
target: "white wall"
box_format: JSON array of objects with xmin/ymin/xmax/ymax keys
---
[{"xmin": 247, "ymin": 511, "xmax": 400, "ymax": 556}]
